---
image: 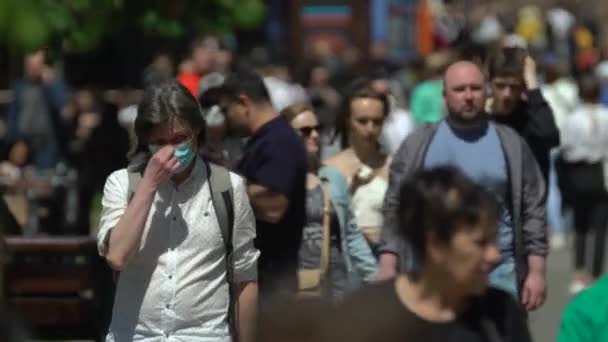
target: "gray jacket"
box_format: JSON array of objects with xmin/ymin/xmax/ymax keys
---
[{"xmin": 380, "ymin": 120, "xmax": 548, "ymax": 287}]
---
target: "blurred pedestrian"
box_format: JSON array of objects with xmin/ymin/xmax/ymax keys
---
[
  {"xmin": 515, "ymin": 5, "xmax": 547, "ymax": 52},
  {"xmin": 325, "ymin": 79, "xmax": 391, "ymax": 250},
  {"xmin": 487, "ymin": 47, "xmax": 560, "ymax": 182},
  {"xmin": 546, "ymin": 6, "xmax": 575, "ymax": 66},
  {"xmin": 378, "ymin": 61, "xmax": 548, "ymax": 312},
  {"xmin": 304, "ymin": 63, "xmax": 341, "ymax": 160},
  {"xmin": 177, "ymin": 37, "xmax": 218, "ymax": 96},
  {"xmin": 98, "ymin": 80, "xmax": 259, "ymax": 342},
  {"xmin": 219, "ymin": 69, "xmax": 307, "ymax": 303},
  {"xmin": 409, "ymin": 52, "xmax": 450, "ymax": 124},
  {"xmin": 557, "ymin": 74, "xmax": 608, "ymax": 294},
  {"xmin": 330, "ymin": 167, "xmax": 532, "ymax": 342},
  {"xmin": 558, "ymin": 274, "xmax": 608, "ymax": 342},
  {"xmin": 7, "ymin": 48, "xmax": 68, "ymax": 170},
  {"xmin": 282, "ymin": 103, "xmax": 377, "ymax": 301},
  {"xmin": 368, "ymin": 68, "xmax": 415, "ymax": 155},
  {"xmin": 541, "ymin": 58, "xmax": 579, "ymax": 250}
]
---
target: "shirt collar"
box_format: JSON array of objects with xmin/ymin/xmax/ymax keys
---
[{"xmin": 246, "ymin": 115, "xmax": 284, "ymax": 147}]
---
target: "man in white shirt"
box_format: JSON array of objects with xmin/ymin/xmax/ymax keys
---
[{"xmin": 98, "ymin": 80, "xmax": 259, "ymax": 342}]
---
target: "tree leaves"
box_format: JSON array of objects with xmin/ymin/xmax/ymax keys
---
[{"xmin": 0, "ymin": 0, "xmax": 266, "ymax": 53}]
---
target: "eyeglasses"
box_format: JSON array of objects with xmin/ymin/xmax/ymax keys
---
[{"xmin": 298, "ymin": 125, "xmax": 322, "ymax": 137}]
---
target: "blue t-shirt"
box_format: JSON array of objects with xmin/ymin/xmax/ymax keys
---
[
  {"xmin": 424, "ymin": 120, "xmax": 514, "ymax": 259},
  {"xmin": 237, "ymin": 116, "xmax": 307, "ymax": 294}
]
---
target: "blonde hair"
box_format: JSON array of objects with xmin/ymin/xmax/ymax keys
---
[{"xmin": 280, "ymin": 103, "xmax": 314, "ymax": 123}]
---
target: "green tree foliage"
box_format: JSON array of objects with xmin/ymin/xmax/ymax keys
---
[{"xmin": 0, "ymin": 0, "xmax": 266, "ymax": 52}]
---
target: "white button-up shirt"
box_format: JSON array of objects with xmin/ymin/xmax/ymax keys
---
[
  {"xmin": 561, "ymin": 104, "xmax": 608, "ymax": 163},
  {"xmin": 98, "ymin": 158, "xmax": 258, "ymax": 342}
]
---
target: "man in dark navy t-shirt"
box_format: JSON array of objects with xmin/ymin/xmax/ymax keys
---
[{"xmin": 219, "ymin": 69, "xmax": 307, "ymax": 300}]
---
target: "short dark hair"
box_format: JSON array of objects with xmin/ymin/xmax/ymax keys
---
[
  {"xmin": 333, "ymin": 78, "xmax": 389, "ymax": 148},
  {"xmin": 577, "ymin": 73, "xmax": 600, "ymax": 103},
  {"xmin": 128, "ymin": 79, "xmax": 205, "ymax": 172},
  {"xmin": 397, "ymin": 167, "xmax": 498, "ymax": 269},
  {"xmin": 487, "ymin": 47, "xmax": 527, "ymax": 80},
  {"xmin": 219, "ymin": 68, "xmax": 271, "ymax": 104}
]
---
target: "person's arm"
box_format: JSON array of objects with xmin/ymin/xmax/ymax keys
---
[
  {"xmin": 523, "ymin": 56, "xmax": 560, "ymax": 149},
  {"xmin": 345, "ymin": 207, "xmax": 378, "ymax": 282},
  {"xmin": 237, "ymin": 282, "xmax": 258, "ymax": 342},
  {"xmin": 520, "ymin": 138, "xmax": 548, "ymax": 311},
  {"xmin": 101, "ymin": 146, "xmax": 179, "ymax": 270},
  {"xmin": 246, "ymin": 183, "xmax": 288, "ymax": 224},
  {"xmin": 231, "ymin": 175, "xmax": 259, "ymax": 342},
  {"xmin": 377, "ymin": 142, "xmax": 410, "ymax": 280},
  {"xmin": 328, "ymin": 168, "xmax": 377, "ymax": 282},
  {"xmin": 522, "ymin": 254, "xmax": 546, "ymax": 311},
  {"xmin": 245, "ymin": 142, "xmax": 302, "ymax": 224}
]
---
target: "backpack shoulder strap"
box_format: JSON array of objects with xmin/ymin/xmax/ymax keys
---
[
  {"xmin": 206, "ymin": 162, "xmax": 237, "ymax": 340},
  {"xmin": 207, "ymin": 162, "xmax": 234, "ymax": 248}
]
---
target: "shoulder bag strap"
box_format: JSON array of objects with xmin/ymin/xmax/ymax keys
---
[{"xmin": 319, "ymin": 178, "xmax": 331, "ymax": 280}]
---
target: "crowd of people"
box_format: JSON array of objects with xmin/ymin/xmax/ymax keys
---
[{"xmin": 3, "ymin": 3, "xmax": 608, "ymax": 341}]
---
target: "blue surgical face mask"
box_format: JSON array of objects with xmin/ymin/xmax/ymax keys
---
[
  {"xmin": 148, "ymin": 139, "xmax": 195, "ymax": 173},
  {"xmin": 173, "ymin": 139, "xmax": 195, "ymax": 173}
]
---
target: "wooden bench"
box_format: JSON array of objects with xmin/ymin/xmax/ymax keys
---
[{"xmin": 3, "ymin": 236, "xmax": 114, "ymax": 341}]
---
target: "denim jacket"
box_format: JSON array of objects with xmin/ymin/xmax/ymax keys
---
[{"xmin": 319, "ymin": 166, "xmax": 378, "ymax": 287}]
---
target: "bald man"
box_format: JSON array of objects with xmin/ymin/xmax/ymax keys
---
[{"xmin": 377, "ymin": 61, "xmax": 548, "ymax": 311}]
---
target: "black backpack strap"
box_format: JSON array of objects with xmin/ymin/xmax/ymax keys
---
[
  {"xmin": 208, "ymin": 163, "xmax": 234, "ymax": 247},
  {"xmin": 206, "ymin": 162, "xmax": 237, "ymax": 341}
]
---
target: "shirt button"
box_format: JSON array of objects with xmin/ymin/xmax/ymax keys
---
[
  {"xmin": 166, "ymin": 304, "xmax": 170, "ymax": 309},
  {"xmin": 203, "ymin": 212, "xmax": 209, "ymax": 217},
  {"xmin": 172, "ymin": 216, "xmax": 177, "ymax": 221},
  {"xmin": 168, "ymin": 275, "xmax": 173, "ymax": 279}
]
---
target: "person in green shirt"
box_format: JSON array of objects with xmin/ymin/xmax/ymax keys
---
[
  {"xmin": 558, "ymin": 274, "xmax": 608, "ymax": 341},
  {"xmin": 410, "ymin": 79, "xmax": 444, "ymax": 123},
  {"xmin": 409, "ymin": 52, "xmax": 450, "ymax": 124}
]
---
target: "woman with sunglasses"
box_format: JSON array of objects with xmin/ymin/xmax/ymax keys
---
[
  {"xmin": 324, "ymin": 80, "xmax": 391, "ymax": 250},
  {"xmin": 281, "ymin": 103, "xmax": 377, "ymax": 301}
]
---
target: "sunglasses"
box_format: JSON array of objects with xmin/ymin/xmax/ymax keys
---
[{"xmin": 298, "ymin": 125, "xmax": 322, "ymax": 137}]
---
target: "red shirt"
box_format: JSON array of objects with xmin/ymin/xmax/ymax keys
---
[{"xmin": 176, "ymin": 72, "xmax": 202, "ymax": 97}]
